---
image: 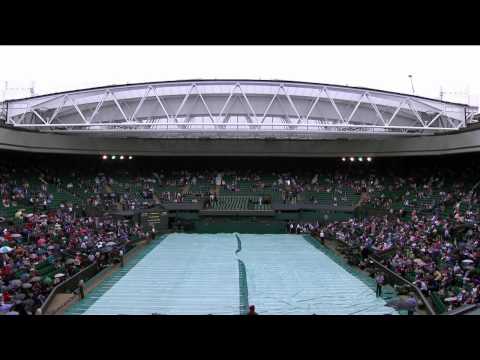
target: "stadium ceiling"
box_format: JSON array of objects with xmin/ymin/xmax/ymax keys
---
[{"xmin": 2, "ymin": 80, "xmax": 478, "ymax": 139}]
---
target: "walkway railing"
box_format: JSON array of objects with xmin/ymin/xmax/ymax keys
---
[
  {"xmin": 321, "ymin": 234, "xmax": 436, "ymax": 315},
  {"xmin": 39, "ymin": 261, "xmax": 101, "ymax": 315},
  {"xmin": 39, "ymin": 238, "xmax": 145, "ymax": 315},
  {"xmin": 444, "ymin": 304, "xmax": 478, "ymax": 315},
  {"xmin": 367, "ymin": 257, "xmax": 436, "ymax": 315}
]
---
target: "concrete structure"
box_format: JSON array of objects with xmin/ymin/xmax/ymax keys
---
[
  {"xmin": 1, "ymin": 80, "xmax": 479, "ymax": 158},
  {"xmin": 1, "ymin": 125, "xmax": 480, "ymax": 157}
]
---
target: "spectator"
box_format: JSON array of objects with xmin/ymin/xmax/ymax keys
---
[{"xmin": 375, "ymin": 273, "xmax": 385, "ymax": 297}]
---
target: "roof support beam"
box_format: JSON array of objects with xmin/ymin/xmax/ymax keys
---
[
  {"xmin": 407, "ymin": 98, "xmax": 426, "ymax": 128},
  {"xmin": 366, "ymin": 93, "xmax": 386, "ymax": 126},
  {"xmin": 304, "ymin": 90, "xmax": 323, "ymax": 123},
  {"xmin": 109, "ymin": 90, "xmax": 130, "ymax": 123},
  {"xmin": 66, "ymin": 95, "xmax": 88, "ymax": 124},
  {"xmin": 192, "ymin": 84, "xmax": 215, "ymax": 124},
  {"xmin": 261, "ymin": 85, "xmax": 282, "ymax": 123},
  {"xmin": 89, "ymin": 90, "xmax": 108, "ymax": 123},
  {"xmin": 426, "ymin": 112, "xmax": 444, "ymax": 128},
  {"xmin": 130, "ymin": 87, "xmax": 151, "ymax": 122},
  {"xmin": 153, "ymin": 87, "xmax": 172, "ymax": 123},
  {"xmin": 237, "ymin": 83, "xmax": 259, "ymax": 125},
  {"xmin": 324, "ymin": 87, "xmax": 345, "ymax": 123},
  {"xmin": 31, "ymin": 109, "xmax": 47, "ymax": 125},
  {"xmin": 280, "ymin": 84, "xmax": 302, "ymax": 123},
  {"xmin": 346, "ymin": 93, "xmax": 366, "ymax": 124},
  {"xmin": 48, "ymin": 95, "xmax": 68, "ymax": 124},
  {"xmin": 387, "ymin": 99, "xmax": 406, "ymax": 126}
]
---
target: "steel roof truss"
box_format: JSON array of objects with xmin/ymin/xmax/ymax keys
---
[
  {"xmin": 237, "ymin": 83, "xmax": 260, "ymax": 125},
  {"xmin": 387, "ymin": 99, "xmax": 406, "ymax": 126},
  {"xmin": 447, "ymin": 116, "xmax": 458, "ymax": 129},
  {"xmin": 65, "ymin": 94, "xmax": 88, "ymax": 124},
  {"xmin": 276, "ymin": 95, "xmax": 293, "ymax": 125},
  {"xmin": 183, "ymin": 96, "xmax": 200, "ymax": 128},
  {"xmin": 304, "ymin": 89, "xmax": 323, "ymax": 123},
  {"xmin": 173, "ymin": 83, "xmax": 195, "ymax": 123},
  {"xmin": 152, "ymin": 87, "xmax": 172, "ymax": 123},
  {"xmin": 31, "ymin": 109, "xmax": 47, "ymax": 125},
  {"xmin": 261, "ymin": 85, "xmax": 282, "ymax": 123},
  {"xmin": 89, "ymin": 90, "xmax": 108, "ymax": 123},
  {"xmin": 16, "ymin": 105, "xmax": 30, "ymax": 125},
  {"xmin": 426, "ymin": 112, "xmax": 444, "ymax": 128},
  {"xmin": 130, "ymin": 87, "xmax": 152, "ymax": 122},
  {"xmin": 365, "ymin": 93, "xmax": 386, "ymax": 126},
  {"xmin": 48, "ymin": 95, "xmax": 68, "ymax": 124},
  {"xmin": 323, "ymin": 87, "xmax": 345, "ymax": 123},
  {"xmin": 7, "ymin": 80, "xmax": 473, "ymax": 135},
  {"xmin": 346, "ymin": 93, "xmax": 367, "ymax": 124},
  {"xmin": 279, "ymin": 84, "xmax": 302, "ymax": 124},
  {"xmin": 109, "ymin": 90, "xmax": 129, "ymax": 123},
  {"xmin": 237, "ymin": 96, "xmax": 256, "ymax": 128},
  {"xmin": 407, "ymin": 99, "xmax": 426, "ymax": 128},
  {"xmin": 191, "ymin": 84, "xmax": 215, "ymax": 124},
  {"xmin": 218, "ymin": 85, "xmax": 237, "ymax": 122},
  {"xmin": 220, "ymin": 96, "xmax": 243, "ymax": 129}
]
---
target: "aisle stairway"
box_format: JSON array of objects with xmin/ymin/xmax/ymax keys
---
[{"xmin": 211, "ymin": 196, "xmax": 271, "ymax": 211}]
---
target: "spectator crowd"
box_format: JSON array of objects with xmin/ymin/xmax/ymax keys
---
[{"xmin": 2, "ymin": 156, "xmax": 480, "ymax": 314}]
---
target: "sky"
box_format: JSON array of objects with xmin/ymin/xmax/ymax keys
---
[{"xmin": 0, "ymin": 45, "xmax": 479, "ymax": 107}]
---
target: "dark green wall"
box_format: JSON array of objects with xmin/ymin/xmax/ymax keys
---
[{"xmin": 191, "ymin": 217, "xmax": 285, "ymax": 234}]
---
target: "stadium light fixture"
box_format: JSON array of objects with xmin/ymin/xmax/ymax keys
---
[
  {"xmin": 111, "ymin": 155, "xmax": 116, "ymax": 160},
  {"xmin": 367, "ymin": 157, "xmax": 372, "ymax": 162},
  {"xmin": 349, "ymin": 157, "xmax": 355, "ymax": 162},
  {"xmin": 358, "ymin": 157, "xmax": 363, "ymax": 162},
  {"xmin": 409, "ymin": 74, "xmax": 415, "ymax": 95},
  {"xmin": 341, "ymin": 157, "xmax": 346, "ymax": 162},
  {"xmin": 128, "ymin": 156, "xmax": 133, "ymax": 160},
  {"xmin": 102, "ymin": 155, "xmax": 107, "ymax": 160},
  {"xmin": 120, "ymin": 155, "xmax": 124, "ymax": 160}
]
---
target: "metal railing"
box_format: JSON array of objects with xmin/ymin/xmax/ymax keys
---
[
  {"xmin": 39, "ymin": 239, "xmax": 144, "ymax": 315},
  {"xmin": 39, "ymin": 261, "xmax": 101, "ymax": 315},
  {"xmin": 444, "ymin": 304, "xmax": 478, "ymax": 315},
  {"xmin": 325, "ymin": 234, "xmax": 436, "ymax": 315},
  {"xmin": 367, "ymin": 257, "xmax": 436, "ymax": 315}
]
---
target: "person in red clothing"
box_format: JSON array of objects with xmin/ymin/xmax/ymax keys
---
[
  {"xmin": 3, "ymin": 291, "xmax": 11, "ymax": 303},
  {"xmin": 1, "ymin": 263, "xmax": 11, "ymax": 278},
  {"xmin": 248, "ymin": 305, "xmax": 258, "ymax": 315}
]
